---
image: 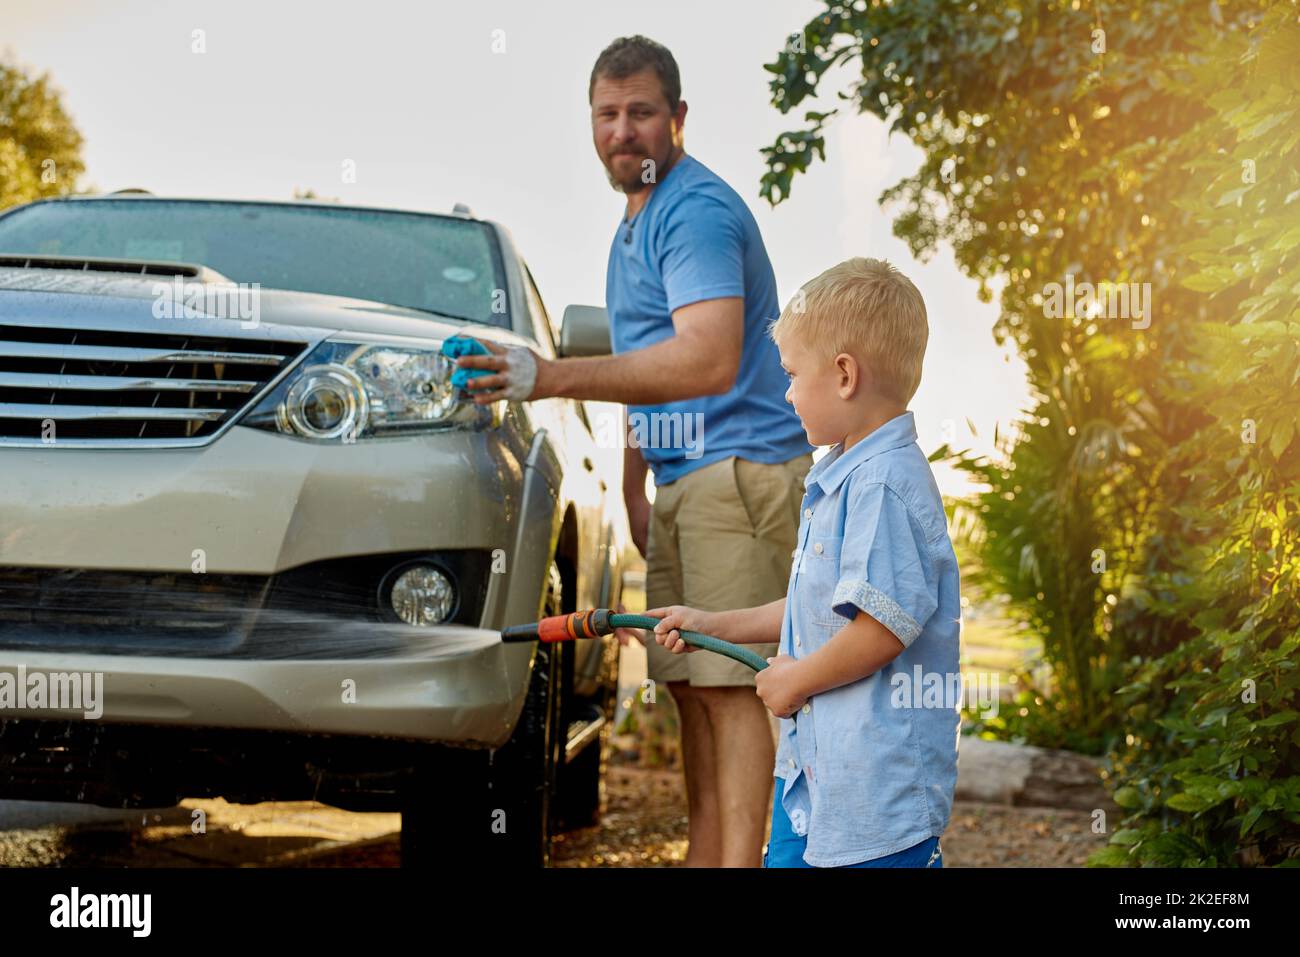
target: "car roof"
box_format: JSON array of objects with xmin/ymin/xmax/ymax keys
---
[{"xmin": 16, "ymin": 194, "xmax": 497, "ymax": 229}]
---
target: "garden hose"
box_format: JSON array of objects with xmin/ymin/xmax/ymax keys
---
[{"xmin": 501, "ymin": 608, "xmax": 768, "ymax": 672}]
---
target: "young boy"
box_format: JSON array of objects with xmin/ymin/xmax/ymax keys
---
[{"xmin": 649, "ymin": 258, "xmax": 960, "ymax": 868}]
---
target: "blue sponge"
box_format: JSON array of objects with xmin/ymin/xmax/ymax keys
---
[{"xmin": 441, "ymin": 335, "xmax": 493, "ymax": 391}]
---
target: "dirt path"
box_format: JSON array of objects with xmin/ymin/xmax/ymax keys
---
[
  {"xmin": 554, "ymin": 765, "xmax": 1108, "ymax": 867},
  {"xmin": 0, "ymin": 765, "xmax": 1107, "ymax": 868}
]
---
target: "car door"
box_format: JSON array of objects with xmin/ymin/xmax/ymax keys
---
[{"xmin": 519, "ymin": 265, "xmax": 611, "ymax": 696}]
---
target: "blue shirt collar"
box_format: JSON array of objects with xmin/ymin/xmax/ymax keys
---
[
  {"xmin": 805, "ymin": 411, "xmax": 918, "ymax": 496},
  {"xmin": 624, "ymin": 153, "xmax": 694, "ymax": 227}
]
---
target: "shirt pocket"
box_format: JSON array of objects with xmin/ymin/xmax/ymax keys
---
[{"xmin": 799, "ymin": 534, "xmax": 845, "ymax": 631}]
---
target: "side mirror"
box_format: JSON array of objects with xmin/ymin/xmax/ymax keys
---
[{"xmin": 559, "ymin": 305, "xmax": 611, "ymax": 357}]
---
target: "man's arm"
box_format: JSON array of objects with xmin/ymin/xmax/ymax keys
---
[
  {"xmin": 459, "ymin": 296, "xmax": 745, "ymax": 405},
  {"xmin": 624, "ymin": 418, "xmax": 651, "ymax": 558}
]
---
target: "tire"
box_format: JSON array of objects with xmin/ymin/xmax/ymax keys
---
[
  {"xmin": 554, "ymin": 647, "xmax": 616, "ymax": 831},
  {"xmin": 555, "ymin": 717, "xmax": 605, "ymax": 830},
  {"xmin": 400, "ymin": 561, "xmax": 563, "ymax": 868}
]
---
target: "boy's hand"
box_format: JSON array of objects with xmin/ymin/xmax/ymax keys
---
[
  {"xmin": 645, "ymin": 605, "xmax": 715, "ymax": 654},
  {"xmin": 755, "ymin": 654, "xmax": 810, "ymax": 718}
]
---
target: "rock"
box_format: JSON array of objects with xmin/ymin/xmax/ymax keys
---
[{"xmin": 956, "ymin": 735, "xmax": 1118, "ymax": 814}]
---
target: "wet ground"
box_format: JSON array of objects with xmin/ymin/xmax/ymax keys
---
[
  {"xmin": 557, "ymin": 766, "xmax": 1109, "ymax": 868},
  {"xmin": 0, "ymin": 763, "xmax": 1107, "ymax": 868}
]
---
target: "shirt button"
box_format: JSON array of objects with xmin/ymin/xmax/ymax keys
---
[
  {"xmin": 813, "ymin": 542, "xmax": 823, "ymax": 554},
  {"xmin": 788, "ymin": 758, "xmax": 796, "ymax": 770},
  {"xmin": 794, "ymin": 635, "xmax": 802, "ymax": 648},
  {"xmin": 803, "ymin": 508, "xmax": 813, "ymax": 519},
  {"xmin": 801, "ymin": 704, "xmax": 811, "ymax": 715},
  {"xmin": 790, "ymin": 548, "xmax": 797, "ymax": 559}
]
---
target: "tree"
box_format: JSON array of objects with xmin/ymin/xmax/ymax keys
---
[
  {"xmin": 0, "ymin": 57, "xmax": 85, "ymax": 210},
  {"xmin": 760, "ymin": 0, "xmax": 1298, "ymax": 865}
]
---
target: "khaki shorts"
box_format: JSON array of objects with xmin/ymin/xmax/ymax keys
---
[{"xmin": 644, "ymin": 452, "xmax": 814, "ymax": 687}]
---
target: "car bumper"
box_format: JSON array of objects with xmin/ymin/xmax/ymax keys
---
[
  {"xmin": 0, "ymin": 629, "xmax": 526, "ymax": 745},
  {"xmin": 0, "ymin": 423, "xmax": 562, "ymax": 747}
]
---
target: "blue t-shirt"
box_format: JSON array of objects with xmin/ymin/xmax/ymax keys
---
[{"xmin": 605, "ymin": 154, "xmax": 812, "ymax": 486}]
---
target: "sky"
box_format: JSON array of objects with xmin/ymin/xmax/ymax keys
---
[{"xmin": 4, "ymin": 0, "xmax": 1030, "ymax": 495}]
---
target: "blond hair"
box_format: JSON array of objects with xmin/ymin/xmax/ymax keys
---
[{"xmin": 769, "ymin": 258, "xmax": 928, "ymax": 403}]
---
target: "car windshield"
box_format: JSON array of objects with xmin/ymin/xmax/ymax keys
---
[{"xmin": 0, "ymin": 199, "xmax": 509, "ymax": 326}]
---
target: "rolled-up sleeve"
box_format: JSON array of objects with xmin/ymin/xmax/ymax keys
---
[{"xmin": 831, "ymin": 480, "xmax": 937, "ymax": 647}]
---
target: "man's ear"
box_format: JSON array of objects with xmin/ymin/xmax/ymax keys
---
[
  {"xmin": 672, "ymin": 100, "xmax": 688, "ymax": 145},
  {"xmin": 836, "ymin": 352, "xmax": 861, "ymax": 399}
]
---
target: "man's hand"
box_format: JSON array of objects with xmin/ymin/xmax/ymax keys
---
[
  {"xmin": 455, "ymin": 338, "xmax": 549, "ymax": 403},
  {"xmin": 755, "ymin": 654, "xmax": 810, "ymax": 718},
  {"xmin": 612, "ymin": 602, "xmax": 644, "ymax": 647}
]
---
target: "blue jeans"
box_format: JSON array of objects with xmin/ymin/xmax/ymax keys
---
[{"xmin": 763, "ymin": 780, "xmax": 943, "ymax": 868}]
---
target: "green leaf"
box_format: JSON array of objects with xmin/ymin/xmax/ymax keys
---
[
  {"xmin": 1166, "ymin": 792, "xmax": 1212, "ymax": 813},
  {"xmin": 1182, "ymin": 267, "xmax": 1237, "ymax": 293},
  {"xmin": 1216, "ymin": 186, "xmax": 1251, "ymax": 207},
  {"xmin": 1269, "ymin": 422, "xmax": 1295, "ymax": 460},
  {"xmin": 1087, "ymin": 845, "xmax": 1134, "ymax": 868},
  {"xmin": 1113, "ymin": 786, "xmax": 1141, "ymax": 809},
  {"xmin": 1240, "ymin": 806, "xmax": 1265, "ymax": 837},
  {"xmin": 1111, "ymin": 828, "xmax": 1144, "ymax": 846}
]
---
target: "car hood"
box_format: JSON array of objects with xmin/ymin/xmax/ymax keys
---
[{"xmin": 0, "ymin": 266, "xmax": 525, "ymax": 347}]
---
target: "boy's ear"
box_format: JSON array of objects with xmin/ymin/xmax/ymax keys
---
[{"xmin": 835, "ymin": 352, "xmax": 861, "ymax": 399}]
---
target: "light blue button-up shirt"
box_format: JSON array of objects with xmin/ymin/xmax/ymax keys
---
[{"xmin": 774, "ymin": 411, "xmax": 961, "ymax": 866}]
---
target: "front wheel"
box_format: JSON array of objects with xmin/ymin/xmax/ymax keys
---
[{"xmin": 400, "ymin": 561, "xmax": 563, "ymax": 868}]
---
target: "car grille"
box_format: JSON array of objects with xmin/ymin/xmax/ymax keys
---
[
  {"xmin": 0, "ymin": 323, "xmax": 305, "ymax": 444},
  {"xmin": 0, "ymin": 567, "xmax": 269, "ymax": 656},
  {"xmin": 0, "ymin": 551, "xmax": 494, "ymax": 659}
]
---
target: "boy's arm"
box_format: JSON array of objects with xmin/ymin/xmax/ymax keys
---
[
  {"xmin": 718, "ymin": 597, "xmax": 787, "ymax": 644},
  {"xmin": 788, "ymin": 612, "xmax": 904, "ymax": 698},
  {"xmin": 772, "ymin": 479, "xmax": 937, "ymax": 707},
  {"xmin": 649, "ymin": 597, "xmax": 786, "ymax": 646}
]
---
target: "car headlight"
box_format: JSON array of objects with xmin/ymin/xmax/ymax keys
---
[
  {"xmin": 281, "ymin": 365, "xmax": 369, "ymax": 440},
  {"xmin": 242, "ymin": 337, "xmax": 499, "ymax": 440}
]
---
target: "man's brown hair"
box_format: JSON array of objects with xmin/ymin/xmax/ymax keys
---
[{"xmin": 589, "ymin": 35, "xmax": 681, "ymax": 110}]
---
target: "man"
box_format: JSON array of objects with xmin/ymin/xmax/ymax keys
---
[{"xmin": 457, "ymin": 35, "xmax": 813, "ymax": 867}]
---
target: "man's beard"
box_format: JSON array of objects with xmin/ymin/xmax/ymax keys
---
[{"xmin": 603, "ymin": 150, "xmax": 650, "ymax": 194}]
